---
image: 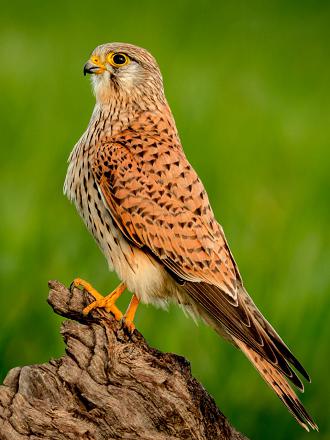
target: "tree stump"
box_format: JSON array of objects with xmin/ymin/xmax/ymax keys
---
[{"xmin": 0, "ymin": 280, "xmax": 248, "ymax": 440}]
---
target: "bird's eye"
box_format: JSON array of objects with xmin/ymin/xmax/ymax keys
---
[{"xmin": 107, "ymin": 52, "xmax": 130, "ymax": 67}]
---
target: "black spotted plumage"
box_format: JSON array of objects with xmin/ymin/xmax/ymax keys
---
[{"xmin": 64, "ymin": 42, "xmax": 318, "ymax": 432}]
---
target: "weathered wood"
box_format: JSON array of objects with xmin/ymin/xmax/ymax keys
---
[{"xmin": 0, "ymin": 281, "xmax": 248, "ymax": 440}]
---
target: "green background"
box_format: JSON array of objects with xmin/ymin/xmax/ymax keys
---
[{"xmin": 0, "ymin": 1, "xmax": 329, "ymax": 438}]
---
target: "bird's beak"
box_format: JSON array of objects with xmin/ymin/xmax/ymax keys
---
[{"xmin": 83, "ymin": 60, "xmax": 105, "ymax": 76}]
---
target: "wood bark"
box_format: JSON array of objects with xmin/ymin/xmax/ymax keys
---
[{"xmin": 0, "ymin": 280, "xmax": 248, "ymax": 440}]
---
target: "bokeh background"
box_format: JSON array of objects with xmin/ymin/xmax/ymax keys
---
[{"xmin": 1, "ymin": 1, "xmax": 329, "ymax": 438}]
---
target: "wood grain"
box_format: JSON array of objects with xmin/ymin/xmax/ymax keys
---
[{"xmin": 0, "ymin": 281, "xmax": 248, "ymax": 440}]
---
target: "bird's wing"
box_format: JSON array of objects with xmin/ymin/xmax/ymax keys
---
[
  {"xmin": 92, "ymin": 131, "xmax": 309, "ymax": 389},
  {"xmin": 93, "ymin": 132, "xmax": 241, "ymax": 301}
]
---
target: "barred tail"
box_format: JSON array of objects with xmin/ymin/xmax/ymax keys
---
[{"xmin": 233, "ymin": 337, "xmax": 318, "ymax": 432}]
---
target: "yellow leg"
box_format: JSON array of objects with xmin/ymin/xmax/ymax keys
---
[
  {"xmin": 73, "ymin": 278, "xmax": 126, "ymax": 321},
  {"xmin": 123, "ymin": 294, "xmax": 140, "ymax": 333}
]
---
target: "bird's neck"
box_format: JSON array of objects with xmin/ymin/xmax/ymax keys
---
[{"xmin": 90, "ymin": 96, "xmax": 177, "ymax": 140}]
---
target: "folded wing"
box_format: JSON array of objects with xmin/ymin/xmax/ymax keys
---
[{"xmin": 92, "ymin": 132, "xmax": 316, "ymax": 430}]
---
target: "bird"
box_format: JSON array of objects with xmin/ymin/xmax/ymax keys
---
[{"xmin": 64, "ymin": 42, "xmax": 317, "ymax": 431}]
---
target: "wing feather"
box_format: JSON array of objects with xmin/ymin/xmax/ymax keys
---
[
  {"xmin": 93, "ymin": 135, "xmax": 240, "ymax": 300},
  {"xmin": 92, "ymin": 130, "xmax": 310, "ymax": 389}
]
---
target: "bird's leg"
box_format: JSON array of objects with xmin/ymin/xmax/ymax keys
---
[
  {"xmin": 73, "ymin": 278, "xmax": 126, "ymax": 321},
  {"xmin": 123, "ymin": 294, "xmax": 140, "ymax": 333}
]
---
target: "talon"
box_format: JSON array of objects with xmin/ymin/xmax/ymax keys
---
[
  {"xmin": 109, "ymin": 304, "xmax": 124, "ymax": 321},
  {"xmin": 73, "ymin": 277, "xmax": 103, "ymax": 301},
  {"xmin": 123, "ymin": 318, "xmax": 136, "ymax": 334},
  {"xmin": 72, "ymin": 278, "xmax": 126, "ymax": 321},
  {"xmin": 123, "ymin": 294, "xmax": 140, "ymax": 333},
  {"xmin": 82, "ymin": 297, "xmax": 107, "ymax": 315}
]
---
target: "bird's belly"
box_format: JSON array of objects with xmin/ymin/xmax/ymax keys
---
[{"xmin": 91, "ymin": 214, "xmax": 178, "ymax": 308}]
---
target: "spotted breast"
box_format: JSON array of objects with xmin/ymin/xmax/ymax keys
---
[{"xmin": 64, "ymin": 104, "xmax": 183, "ymax": 307}]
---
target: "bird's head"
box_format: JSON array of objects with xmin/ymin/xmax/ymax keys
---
[{"xmin": 83, "ymin": 42, "xmax": 165, "ymax": 106}]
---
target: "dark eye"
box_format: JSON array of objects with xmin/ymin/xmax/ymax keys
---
[
  {"xmin": 107, "ymin": 52, "xmax": 130, "ymax": 67},
  {"xmin": 113, "ymin": 54, "xmax": 126, "ymax": 64}
]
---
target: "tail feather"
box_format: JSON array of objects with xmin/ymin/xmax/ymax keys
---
[
  {"xmin": 251, "ymin": 302, "xmax": 312, "ymax": 383},
  {"xmin": 233, "ymin": 337, "xmax": 318, "ymax": 432},
  {"xmin": 268, "ymin": 332, "xmax": 311, "ymax": 383}
]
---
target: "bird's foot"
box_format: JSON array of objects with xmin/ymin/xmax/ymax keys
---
[
  {"xmin": 122, "ymin": 294, "xmax": 140, "ymax": 333},
  {"xmin": 122, "ymin": 317, "xmax": 136, "ymax": 333},
  {"xmin": 72, "ymin": 278, "xmax": 126, "ymax": 321}
]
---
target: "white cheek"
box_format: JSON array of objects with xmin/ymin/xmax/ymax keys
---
[
  {"xmin": 118, "ymin": 63, "xmax": 145, "ymax": 90},
  {"xmin": 90, "ymin": 64, "xmax": 145, "ymax": 102}
]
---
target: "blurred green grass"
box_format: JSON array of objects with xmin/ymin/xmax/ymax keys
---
[{"xmin": 0, "ymin": 1, "xmax": 329, "ymax": 438}]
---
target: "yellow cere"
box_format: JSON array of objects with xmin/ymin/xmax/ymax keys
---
[{"xmin": 90, "ymin": 55, "xmax": 105, "ymax": 68}]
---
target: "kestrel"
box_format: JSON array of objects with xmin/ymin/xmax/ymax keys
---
[{"xmin": 64, "ymin": 42, "xmax": 317, "ymax": 431}]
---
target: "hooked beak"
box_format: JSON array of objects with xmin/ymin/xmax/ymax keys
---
[{"xmin": 83, "ymin": 61, "xmax": 105, "ymax": 76}]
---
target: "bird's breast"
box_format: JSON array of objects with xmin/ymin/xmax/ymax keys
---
[{"xmin": 64, "ymin": 138, "xmax": 179, "ymax": 307}]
